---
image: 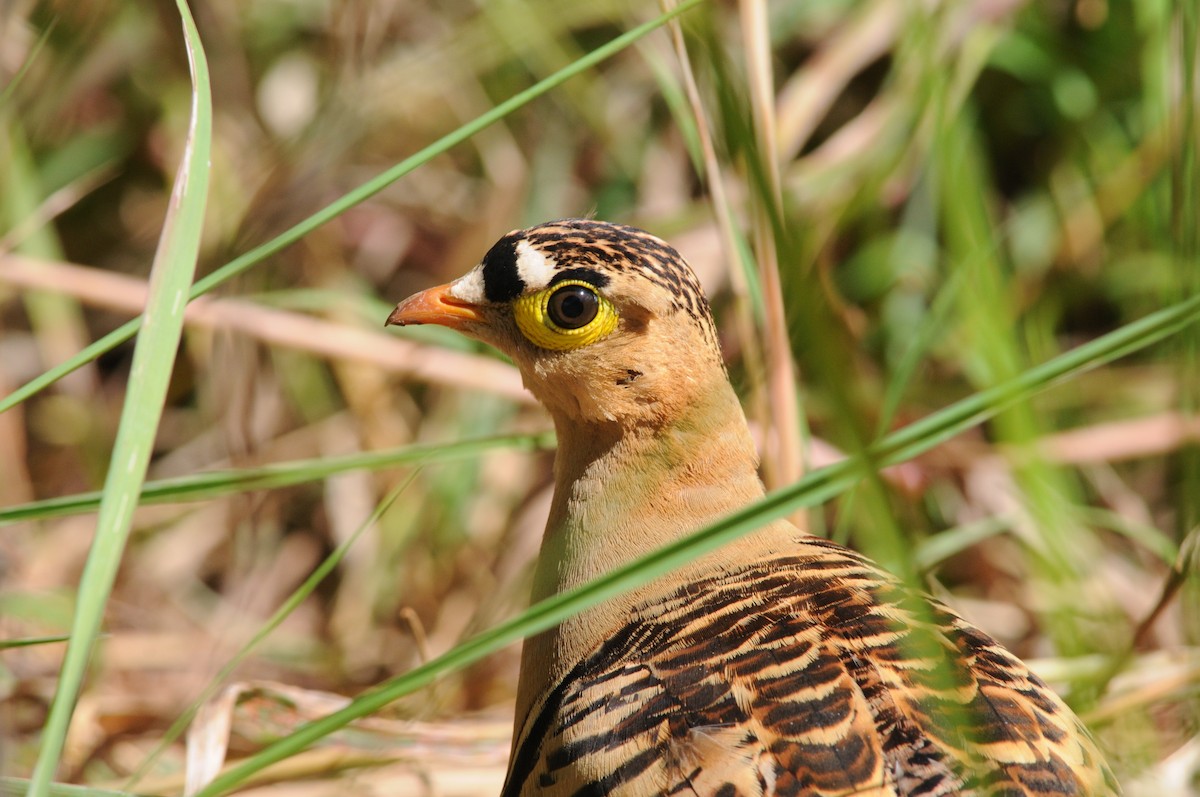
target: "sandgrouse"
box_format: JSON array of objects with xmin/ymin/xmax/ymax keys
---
[{"xmin": 387, "ymin": 219, "xmax": 1118, "ymax": 797}]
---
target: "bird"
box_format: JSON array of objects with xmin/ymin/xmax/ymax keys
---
[{"xmin": 387, "ymin": 219, "xmax": 1118, "ymax": 797}]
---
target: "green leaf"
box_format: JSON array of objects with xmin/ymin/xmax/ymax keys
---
[
  {"xmin": 3, "ymin": 778, "xmax": 141, "ymax": 797},
  {"xmin": 23, "ymin": 3, "xmax": 212, "ymax": 795},
  {"xmin": 0, "ymin": 432, "xmax": 552, "ymax": 525}
]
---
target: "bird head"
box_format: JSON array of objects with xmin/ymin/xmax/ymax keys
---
[{"xmin": 387, "ymin": 219, "xmax": 728, "ymax": 429}]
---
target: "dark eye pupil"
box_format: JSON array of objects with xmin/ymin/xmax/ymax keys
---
[
  {"xmin": 560, "ymin": 295, "xmax": 584, "ymax": 317},
  {"xmin": 548, "ymin": 286, "xmax": 598, "ymax": 329}
]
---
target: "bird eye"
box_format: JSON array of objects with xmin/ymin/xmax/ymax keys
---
[
  {"xmin": 547, "ymin": 285, "xmax": 599, "ymax": 330},
  {"xmin": 512, "ymin": 279, "xmax": 618, "ymax": 350}
]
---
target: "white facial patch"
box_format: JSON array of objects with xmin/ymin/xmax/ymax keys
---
[
  {"xmin": 448, "ymin": 267, "xmax": 486, "ymax": 303},
  {"xmin": 513, "ymin": 239, "xmax": 558, "ymax": 288}
]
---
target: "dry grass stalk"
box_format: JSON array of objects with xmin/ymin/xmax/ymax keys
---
[{"xmin": 0, "ymin": 253, "xmax": 532, "ymax": 403}]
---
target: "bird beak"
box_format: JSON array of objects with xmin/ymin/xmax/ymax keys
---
[{"xmin": 386, "ymin": 283, "xmax": 484, "ymax": 330}]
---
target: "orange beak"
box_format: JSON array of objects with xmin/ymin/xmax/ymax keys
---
[{"xmin": 386, "ymin": 283, "xmax": 484, "ymax": 330}]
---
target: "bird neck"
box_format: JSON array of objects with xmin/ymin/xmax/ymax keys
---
[
  {"xmin": 515, "ymin": 372, "xmax": 794, "ymax": 728},
  {"xmin": 535, "ymin": 376, "xmax": 768, "ymax": 601}
]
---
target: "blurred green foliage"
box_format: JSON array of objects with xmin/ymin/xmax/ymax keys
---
[{"xmin": 1, "ymin": 0, "xmax": 1196, "ymax": 792}]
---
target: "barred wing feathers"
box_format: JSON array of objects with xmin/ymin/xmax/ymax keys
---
[{"xmin": 503, "ymin": 537, "xmax": 1116, "ymax": 797}]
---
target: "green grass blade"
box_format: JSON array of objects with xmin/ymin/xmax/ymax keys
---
[
  {"xmin": 877, "ymin": 292, "xmax": 1200, "ymax": 466},
  {"xmin": 3, "ymin": 778, "xmax": 139, "ymax": 797},
  {"xmin": 913, "ymin": 517, "xmax": 1011, "ymax": 570},
  {"xmin": 0, "ymin": 432, "xmax": 552, "ymax": 525},
  {"xmin": 0, "ymin": 0, "xmax": 707, "ymax": 416},
  {"xmin": 0, "ymin": 19, "xmax": 55, "ymax": 110},
  {"xmin": 189, "ymin": 287, "xmax": 1200, "ymax": 797},
  {"xmin": 123, "ymin": 474, "xmax": 418, "ymax": 791},
  {"xmin": 0, "ymin": 635, "xmax": 71, "ymax": 650},
  {"xmin": 1173, "ymin": 0, "xmax": 1200, "ymax": 537},
  {"xmin": 23, "ymin": 3, "xmax": 211, "ymax": 795}
]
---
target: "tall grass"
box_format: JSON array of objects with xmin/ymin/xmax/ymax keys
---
[
  {"xmin": 1, "ymin": 1, "xmax": 1196, "ymax": 794},
  {"xmin": 16, "ymin": 3, "xmax": 210, "ymax": 795}
]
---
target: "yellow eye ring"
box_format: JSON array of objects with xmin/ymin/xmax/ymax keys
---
[{"xmin": 513, "ymin": 280, "xmax": 619, "ymax": 351}]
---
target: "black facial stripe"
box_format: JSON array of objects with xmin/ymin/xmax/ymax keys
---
[
  {"xmin": 548, "ymin": 267, "xmax": 611, "ymax": 290},
  {"xmin": 481, "ymin": 235, "xmax": 525, "ymax": 302}
]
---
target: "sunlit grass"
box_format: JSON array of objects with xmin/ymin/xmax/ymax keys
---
[
  {"xmin": 20, "ymin": 3, "xmax": 211, "ymax": 794},
  {"xmin": 1, "ymin": 0, "xmax": 1196, "ymax": 793}
]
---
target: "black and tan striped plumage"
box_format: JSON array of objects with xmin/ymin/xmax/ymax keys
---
[{"xmin": 388, "ymin": 219, "xmax": 1118, "ymax": 797}]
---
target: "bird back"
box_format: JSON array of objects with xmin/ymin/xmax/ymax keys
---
[{"xmin": 503, "ymin": 537, "xmax": 1118, "ymax": 797}]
